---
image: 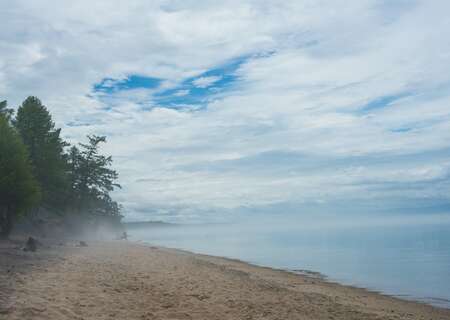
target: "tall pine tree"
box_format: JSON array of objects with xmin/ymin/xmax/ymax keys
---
[
  {"xmin": 0, "ymin": 113, "xmax": 40, "ymax": 238},
  {"xmin": 14, "ymin": 97, "xmax": 68, "ymax": 211},
  {"xmin": 67, "ymin": 135, "xmax": 122, "ymax": 227},
  {"xmin": 68, "ymin": 136, "xmax": 121, "ymax": 215}
]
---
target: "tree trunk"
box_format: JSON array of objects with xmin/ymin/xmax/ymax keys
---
[
  {"xmin": 0, "ymin": 205, "xmax": 14, "ymax": 239},
  {"xmin": 0, "ymin": 206, "xmax": 7, "ymax": 238}
]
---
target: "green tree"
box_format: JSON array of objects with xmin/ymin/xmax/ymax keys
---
[
  {"xmin": 68, "ymin": 135, "xmax": 121, "ymax": 222},
  {"xmin": 91, "ymin": 194, "xmax": 123, "ymax": 228},
  {"xmin": 0, "ymin": 100, "xmax": 14, "ymax": 122},
  {"xmin": 14, "ymin": 97, "xmax": 68, "ymax": 210},
  {"xmin": 0, "ymin": 115, "xmax": 40, "ymax": 238},
  {"xmin": 78, "ymin": 136, "xmax": 120, "ymax": 196}
]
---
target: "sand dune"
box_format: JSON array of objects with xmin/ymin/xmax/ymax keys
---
[{"xmin": 1, "ymin": 240, "xmax": 449, "ymax": 320}]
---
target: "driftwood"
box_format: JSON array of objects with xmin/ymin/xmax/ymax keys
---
[{"xmin": 78, "ymin": 241, "xmax": 88, "ymax": 247}]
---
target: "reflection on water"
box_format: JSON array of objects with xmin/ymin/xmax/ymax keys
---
[{"xmin": 127, "ymin": 215, "xmax": 450, "ymax": 308}]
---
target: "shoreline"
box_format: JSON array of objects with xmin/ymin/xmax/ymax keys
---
[
  {"xmin": 2, "ymin": 239, "xmax": 450, "ymax": 319},
  {"xmin": 156, "ymin": 243, "xmax": 450, "ymax": 310},
  {"xmin": 134, "ymin": 241, "xmax": 450, "ymax": 310}
]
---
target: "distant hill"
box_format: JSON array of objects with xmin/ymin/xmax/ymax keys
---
[{"xmin": 124, "ymin": 221, "xmax": 177, "ymax": 229}]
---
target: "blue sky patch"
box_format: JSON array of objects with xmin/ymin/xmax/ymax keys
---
[
  {"xmin": 153, "ymin": 56, "xmax": 249, "ymax": 109},
  {"xmin": 94, "ymin": 75, "xmax": 162, "ymax": 94},
  {"xmin": 91, "ymin": 55, "xmax": 250, "ymax": 111},
  {"xmin": 359, "ymin": 92, "xmax": 413, "ymax": 114}
]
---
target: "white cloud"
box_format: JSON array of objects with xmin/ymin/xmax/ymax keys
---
[
  {"xmin": 174, "ymin": 89, "xmax": 190, "ymax": 97},
  {"xmin": 1, "ymin": 0, "xmax": 450, "ymax": 220},
  {"xmin": 192, "ymin": 76, "xmax": 222, "ymax": 88}
]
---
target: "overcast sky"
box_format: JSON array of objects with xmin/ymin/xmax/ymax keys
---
[{"xmin": 1, "ymin": 1, "xmax": 450, "ymax": 221}]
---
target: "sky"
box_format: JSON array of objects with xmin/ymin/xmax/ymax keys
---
[{"xmin": 1, "ymin": 0, "xmax": 450, "ymax": 222}]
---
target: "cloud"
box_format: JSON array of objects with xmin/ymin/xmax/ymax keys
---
[
  {"xmin": 1, "ymin": 0, "xmax": 450, "ymax": 221},
  {"xmin": 192, "ymin": 76, "xmax": 222, "ymax": 88},
  {"xmin": 173, "ymin": 89, "xmax": 190, "ymax": 97}
]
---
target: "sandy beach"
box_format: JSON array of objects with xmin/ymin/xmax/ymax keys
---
[{"xmin": 1, "ymin": 240, "xmax": 449, "ymax": 320}]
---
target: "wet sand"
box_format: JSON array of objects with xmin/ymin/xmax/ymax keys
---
[{"xmin": 1, "ymin": 240, "xmax": 449, "ymax": 320}]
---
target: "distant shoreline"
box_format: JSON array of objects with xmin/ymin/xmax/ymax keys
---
[
  {"xmin": 124, "ymin": 220, "xmax": 178, "ymax": 227},
  {"xmin": 1, "ymin": 239, "xmax": 450, "ymax": 319}
]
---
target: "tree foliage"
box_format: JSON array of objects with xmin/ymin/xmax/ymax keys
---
[
  {"xmin": 0, "ymin": 113, "xmax": 40, "ymax": 238},
  {"xmin": 0, "ymin": 100, "xmax": 14, "ymax": 122},
  {"xmin": 14, "ymin": 97, "xmax": 69, "ymax": 210},
  {"xmin": 0, "ymin": 96, "xmax": 123, "ymax": 237},
  {"xmin": 68, "ymin": 135, "xmax": 122, "ymax": 222}
]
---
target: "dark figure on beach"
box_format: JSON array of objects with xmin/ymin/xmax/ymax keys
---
[
  {"xmin": 120, "ymin": 231, "xmax": 128, "ymax": 240},
  {"xmin": 23, "ymin": 237, "xmax": 38, "ymax": 252}
]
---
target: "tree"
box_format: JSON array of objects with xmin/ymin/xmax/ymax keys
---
[
  {"xmin": 78, "ymin": 135, "xmax": 120, "ymax": 196},
  {"xmin": 0, "ymin": 100, "xmax": 14, "ymax": 122},
  {"xmin": 68, "ymin": 135, "xmax": 121, "ymax": 222},
  {"xmin": 1, "ymin": 96, "xmax": 123, "ymax": 236},
  {"xmin": 14, "ymin": 96, "xmax": 68, "ymax": 210},
  {"xmin": 91, "ymin": 194, "xmax": 123, "ymax": 229},
  {"xmin": 0, "ymin": 115, "xmax": 40, "ymax": 238}
]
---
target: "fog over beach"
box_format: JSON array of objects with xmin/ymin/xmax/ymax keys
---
[{"xmin": 1, "ymin": 1, "xmax": 450, "ymax": 319}]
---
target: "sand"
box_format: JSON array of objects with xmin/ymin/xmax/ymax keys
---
[{"xmin": 1, "ymin": 240, "xmax": 449, "ymax": 320}]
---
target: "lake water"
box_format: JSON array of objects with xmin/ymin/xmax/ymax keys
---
[{"xmin": 127, "ymin": 214, "xmax": 450, "ymax": 308}]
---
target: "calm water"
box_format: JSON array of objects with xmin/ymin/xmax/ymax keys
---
[{"xmin": 127, "ymin": 215, "xmax": 450, "ymax": 308}]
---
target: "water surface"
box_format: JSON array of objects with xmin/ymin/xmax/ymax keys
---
[{"xmin": 127, "ymin": 214, "xmax": 450, "ymax": 308}]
